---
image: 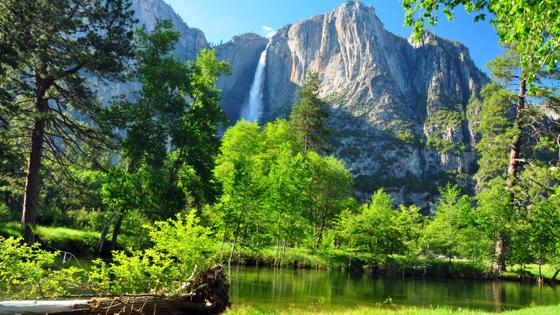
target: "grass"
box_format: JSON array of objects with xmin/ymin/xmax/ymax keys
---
[
  {"xmin": 505, "ymin": 264, "xmax": 559, "ymax": 281},
  {"xmin": 225, "ymin": 304, "xmax": 560, "ymax": 315},
  {"xmin": 0, "ymin": 222, "xmax": 143, "ymax": 256}
]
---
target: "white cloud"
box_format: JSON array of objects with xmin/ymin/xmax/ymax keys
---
[{"xmin": 261, "ymin": 25, "xmax": 276, "ymax": 38}]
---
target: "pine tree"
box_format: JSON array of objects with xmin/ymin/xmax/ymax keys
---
[
  {"xmin": 0, "ymin": 0, "xmax": 136, "ymax": 244},
  {"xmin": 289, "ymin": 72, "xmax": 330, "ymax": 153}
]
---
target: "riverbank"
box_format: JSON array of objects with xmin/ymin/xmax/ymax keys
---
[
  {"xmin": 2, "ymin": 222, "xmax": 557, "ymax": 284},
  {"xmin": 226, "ymin": 304, "xmax": 560, "ymax": 315},
  {"xmin": 230, "ymin": 246, "xmax": 558, "ymax": 284}
]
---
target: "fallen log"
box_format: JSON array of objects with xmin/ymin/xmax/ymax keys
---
[{"xmin": 0, "ymin": 265, "xmax": 230, "ymax": 315}]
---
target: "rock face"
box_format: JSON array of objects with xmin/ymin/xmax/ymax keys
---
[
  {"xmin": 93, "ymin": 0, "xmax": 208, "ymax": 103},
  {"xmin": 131, "ymin": 0, "xmax": 207, "ymax": 61},
  {"xmin": 108, "ymin": 0, "xmax": 488, "ymax": 205},
  {"xmin": 215, "ymin": 34, "xmax": 268, "ymax": 122},
  {"xmin": 228, "ymin": 1, "xmax": 488, "ymax": 205}
]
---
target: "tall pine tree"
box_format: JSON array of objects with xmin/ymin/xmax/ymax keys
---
[
  {"xmin": 0, "ymin": 0, "xmax": 136, "ymax": 244},
  {"xmin": 289, "ymin": 72, "xmax": 330, "ymax": 153}
]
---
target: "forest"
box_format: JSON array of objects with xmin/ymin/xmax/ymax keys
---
[{"xmin": 0, "ymin": 0, "xmax": 560, "ymax": 314}]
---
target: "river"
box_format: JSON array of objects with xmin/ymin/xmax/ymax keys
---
[{"xmin": 228, "ymin": 266, "xmax": 560, "ymax": 312}]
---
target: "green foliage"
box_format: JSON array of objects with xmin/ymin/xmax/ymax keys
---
[
  {"xmin": 290, "ymin": 72, "xmax": 330, "ymax": 153},
  {"xmin": 425, "ymin": 108, "xmax": 464, "ymax": 128},
  {"xmin": 214, "ymin": 119, "xmax": 354, "ymax": 259},
  {"xmin": 88, "ymin": 210, "xmax": 217, "ymax": 295},
  {"xmin": 307, "ymin": 151, "xmax": 354, "ymax": 246},
  {"xmin": 395, "ymin": 130, "xmax": 420, "ymax": 146},
  {"xmin": 0, "ymin": 237, "xmax": 83, "ymax": 298},
  {"xmin": 422, "ymin": 185, "xmax": 486, "ymax": 261},
  {"xmin": 336, "ymin": 189, "xmax": 423, "ymax": 262},
  {"xmin": 425, "ymin": 108, "xmax": 465, "ymax": 154},
  {"xmin": 472, "ymin": 82, "xmax": 515, "ymax": 184},
  {"xmin": 426, "ymin": 134, "xmax": 461, "ymax": 154}
]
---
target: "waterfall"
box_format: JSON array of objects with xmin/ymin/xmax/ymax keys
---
[{"xmin": 240, "ymin": 43, "xmax": 270, "ymax": 122}]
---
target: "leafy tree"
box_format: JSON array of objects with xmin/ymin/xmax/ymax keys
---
[
  {"xmin": 0, "ymin": 0, "xmax": 136, "ymax": 244},
  {"xmin": 177, "ymin": 49, "xmax": 230, "ymax": 206},
  {"xmin": 0, "ymin": 237, "xmax": 83, "ymax": 298},
  {"xmin": 306, "ymin": 151, "xmax": 353, "ymax": 247},
  {"xmin": 470, "ymin": 52, "xmax": 560, "ymax": 273},
  {"xmin": 213, "ymin": 121, "xmax": 263, "ymax": 262},
  {"xmin": 337, "ymin": 189, "xmax": 398, "ymax": 262},
  {"xmin": 422, "ymin": 185, "xmax": 482, "ymax": 262},
  {"xmin": 290, "ymin": 72, "xmax": 330, "ymax": 153},
  {"xmin": 393, "ymin": 205, "xmax": 424, "ymax": 258},
  {"xmin": 527, "ymin": 198, "xmax": 560, "ymax": 283},
  {"xmin": 264, "ymin": 145, "xmax": 310, "ymax": 256},
  {"xmin": 88, "ymin": 210, "xmax": 217, "ymax": 295},
  {"xmin": 102, "ymin": 21, "xmax": 229, "ymax": 251}
]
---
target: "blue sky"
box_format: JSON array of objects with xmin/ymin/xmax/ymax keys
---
[{"xmin": 164, "ymin": 0, "xmax": 503, "ymax": 71}]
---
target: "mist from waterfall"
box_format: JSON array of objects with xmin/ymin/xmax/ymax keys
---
[{"xmin": 240, "ymin": 42, "xmax": 270, "ymax": 122}]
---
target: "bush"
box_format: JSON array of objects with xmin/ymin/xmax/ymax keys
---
[
  {"xmin": 88, "ymin": 210, "xmax": 218, "ymax": 295},
  {"xmin": 0, "ymin": 237, "xmax": 83, "ymax": 298}
]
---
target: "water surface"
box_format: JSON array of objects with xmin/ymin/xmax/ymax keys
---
[{"xmin": 229, "ymin": 266, "xmax": 560, "ymax": 312}]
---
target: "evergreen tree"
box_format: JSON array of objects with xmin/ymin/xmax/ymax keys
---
[
  {"xmin": 289, "ymin": 72, "xmax": 330, "ymax": 153},
  {"xmin": 0, "ymin": 0, "xmax": 136, "ymax": 244}
]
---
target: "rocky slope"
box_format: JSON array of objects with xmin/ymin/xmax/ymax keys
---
[
  {"xmin": 131, "ymin": 0, "xmax": 207, "ymax": 61},
  {"xmin": 113, "ymin": 0, "xmax": 488, "ymax": 205},
  {"xmin": 245, "ymin": 1, "xmax": 487, "ymax": 204},
  {"xmin": 93, "ymin": 0, "xmax": 208, "ymax": 102}
]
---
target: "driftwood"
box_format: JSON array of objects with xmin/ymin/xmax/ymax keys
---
[{"xmin": 0, "ymin": 265, "xmax": 230, "ymax": 315}]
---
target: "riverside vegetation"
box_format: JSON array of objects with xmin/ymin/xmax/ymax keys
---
[{"xmin": 1, "ymin": 0, "xmax": 560, "ymax": 313}]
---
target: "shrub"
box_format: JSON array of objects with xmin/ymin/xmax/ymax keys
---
[
  {"xmin": 87, "ymin": 210, "xmax": 218, "ymax": 295},
  {"xmin": 0, "ymin": 237, "xmax": 83, "ymax": 298}
]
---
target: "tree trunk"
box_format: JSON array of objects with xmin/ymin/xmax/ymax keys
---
[
  {"xmin": 506, "ymin": 76, "xmax": 526, "ymax": 189},
  {"xmin": 0, "ymin": 265, "xmax": 230, "ymax": 315},
  {"xmin": 220, "ymin": 230, "xmax": 227, "ymax": 260},
  {"xmin": 315, "ymin": 215, "xmax": 327, "ymax": 248},
  {"xmin": 228, "ymin": 222, "xmax": 240, "ymax": 266},
  {"xmin": 274, "ymin": 237, "xmax": 280, "ymax": 267},
  {"xmin": 494, "ymin": 75, "xmax": 526, "ymax": 275},
  {"xmin": 110, "ymin": 214, "xmax": 124, "ymax": 252},
  {"xmin": 21, "ymin": 78, "xmax": 49, "ymax": 245},
  {"xmin": 98, "ymin": 208, "xmax": 115, "ymax": 257},
  {"xmin": 493, "ymin": 237, "xmax": 506, "ymax": 275},
  {"xmin": 537, "ymin": 254, "xmax": 544, "ymax": 286},
  {"xmin": 551, "ymin": 269, "xmax": 560, "ymax": 283}
]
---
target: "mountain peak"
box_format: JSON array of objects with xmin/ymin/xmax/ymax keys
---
[{"xmin": 335, "ymin": 0, "xmax": 374, "ymax": 15}]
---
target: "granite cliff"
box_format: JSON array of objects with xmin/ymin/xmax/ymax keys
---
[
  {"xmin": 216, "ymin": 1, "xmax": 488, "ymax": 204},
  {"xmin": 108, "ymin": 0, "xmax": 489, "ymax": 205}
]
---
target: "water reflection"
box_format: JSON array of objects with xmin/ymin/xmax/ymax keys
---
[{"xmin": 229, "ymin": 266, "xmax": 560, "ymax": 312}]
